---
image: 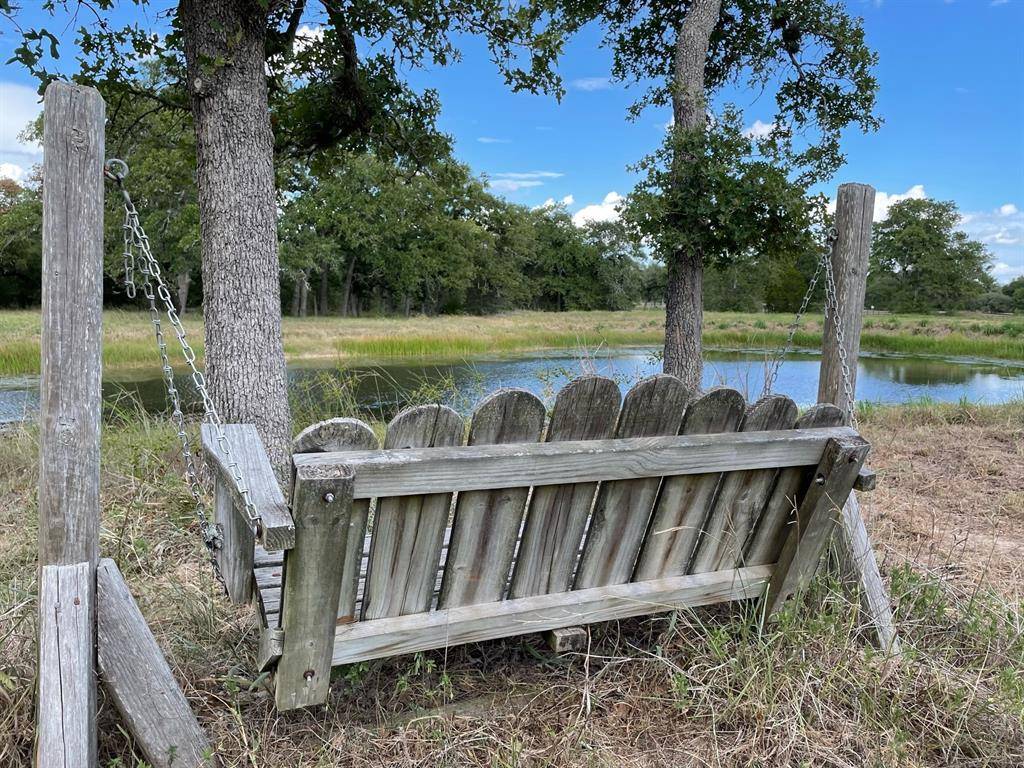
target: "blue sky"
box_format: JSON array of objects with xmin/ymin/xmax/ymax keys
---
[{"xmin": 1, "ymin": 0, "xmax": 1021, "ymax": 281}]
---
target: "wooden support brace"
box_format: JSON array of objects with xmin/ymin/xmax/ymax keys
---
[
  {"xmin": 96, "ymin": 559, "xmax": 213, "ymax": 768},
  {"xmin": 835, "ymin": 494, "xmax": 901, "ymax": 653},
  {"xmin": 853, "ymin": 467, "xmax": 876, "ymax": 492},
  {"xmin": 36, "ymin": 562, "xmax": 96, "ymax": 768},
  {"xmin": 275, "ymin": 462, "xmax": 354, "ymax": 710},
  {"xmin": 763, "ymin": 435, "xmax": 869, "ymax": 618}
]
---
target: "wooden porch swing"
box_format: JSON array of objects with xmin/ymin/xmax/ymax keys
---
[{"xmin": 35, "ymin": 82, "xmax": 897, "ymax": 768}]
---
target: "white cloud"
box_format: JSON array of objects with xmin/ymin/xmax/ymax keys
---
[
  {"xmin": 489, "ymin": 178, "xmax": 542, "ymax": 193},
  {"xmin": 999, "ymin": 203, "xmax": 1018, "ymax": 216},
  {"xmin": 960, "ymin": 203, "xmax": 1023, "ymax": 284},
  {"xmin": 0, "ymin": 82, "xmax": 43, "ymax": 165},
  {"xmin": 535, "ymin": 194, "xmax": 575, "ymax": 210},
  {"xmin": 477, "ymin": 136, "xmax": 511, "ymax": 144},
  {"xmin": 487, "ymin": 171, "xmax": 563, "ymax": 194},
  {"xmin": 990, "ymin": 0, "xmax": 1009, "ymax": 6},
  {"xmin": 570, "ymin": 77, "xmax": 612, "ymax": 92},
  {"xmin": 293, "ymin": 24, "xmax": 324, "ymax": 53},
  {"xmin": 0, "ymin": 162, "xmax": 26, "ymax": 182},
  {"xmin": 829, "ymin": 184, "xmax": 927, "ymax": 222},
  {"xmin": 743, "ymin": 119, "xmax": 776, "ymax": 139},
  {"xmin": 572, "ymin": 191, "xmax": 624, "ymax": 226}
]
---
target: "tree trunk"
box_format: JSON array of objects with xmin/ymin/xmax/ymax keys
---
[
  {"xmin": 340, "ymin": 256, "xmax": 356, "ymax": 317},
  {"xmin": 663, "ymin": 0, "xmax": 722, "ymax": 391},
  {"xmin": 318, "ymin": 267, "xmax": 329, "ymax": 315},
  {"xmin": 175, "ymin": 271, "xmax": 191, "ymax": 315},
  {"xmin": 299, "ymin": 270, "xmax": 310, "ymax": 317},
  {"xmin": 180, "ymin": 0, "xmax": 292, "ymax": 480},
  {"xmin": 291, "ymin": 279, "xmax": 301, "ymax": 317}
]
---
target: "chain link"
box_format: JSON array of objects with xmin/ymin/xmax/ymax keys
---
[
  {"xmin": 822, "ymin": 245, "xmax": 858, "ymax": 426},
  {"xmin": 763, "ymin": 226, "xmax": 837, "ymax": 396},
  {"xmin": 105, "ymin": 159, "xmax": 264, "ymax": 584}
]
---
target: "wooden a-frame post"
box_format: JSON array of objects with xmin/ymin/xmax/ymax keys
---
[
  {"xmin": 36, "ymin": 82, "xmax": 212, "ymax": 768},
  {"xmin": 767, "ymin": 182, "xmax": 899, "ymax": 652}
]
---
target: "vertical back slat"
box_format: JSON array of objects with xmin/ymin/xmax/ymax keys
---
[
  {"xmin": 293, "ymin": 417, "xmax": 379, "ymax": 624},
  {"xmin": 632, "ymin": 387, "xmax": 747, "ymax": 580},
  {"xmin": 509, "ymin": 376, "xmax": 621, "ymax": 599},
  {"xmin": 362, "ymin": 405, "xmax": 465, "ymax": 619},
  {"xmin": 688, "ymin": 394, "xmax": 798, "ymax": 573},
  {"xmin": 744, "ymin": 404, "xmax": 844, "ymax": 566},
  {"xmin": 439, "ymin": 389, "xmax": 546, "ymax": 608},
  {"xmin": 574, "ymin": 374, "xmax": 691, "ymax": 589}
]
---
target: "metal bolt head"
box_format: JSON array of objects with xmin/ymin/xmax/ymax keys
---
[{"xmin": 323, "ymin": 492, "xmax": 336, "ymax": 504}]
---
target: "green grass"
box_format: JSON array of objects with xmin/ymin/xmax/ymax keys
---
[
  {"xmin": 1, "ymin": 308, "xmax": 1022, "ymax": 376},
  {"xmin": 1, "ymin": 401, "xmax": 1022, "ymax": 765}
]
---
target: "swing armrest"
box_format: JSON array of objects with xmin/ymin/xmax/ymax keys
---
[{"xmin": 201, "ymin": 424, "xmax": 295, "ymax": 550}]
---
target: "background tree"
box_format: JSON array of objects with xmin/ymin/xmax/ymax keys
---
[
  {"xmin": 867, "ymin": 198, "xmax": 994, "ymax": 313},
  {"xmin": 530, "ymin": 0, "xmax": 880, "ymax": 388},
  {"xmin": 0, "ymin": 178, "xmax": 42, "ymax": 307},
  {"xmin": 5, "ymin": 0, "xmax": 563, "ymax": 474}
]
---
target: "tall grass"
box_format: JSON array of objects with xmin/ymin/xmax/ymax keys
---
[{"xmin": 1, "ymin": 308, "xmax": 1022, "ymax": 376}]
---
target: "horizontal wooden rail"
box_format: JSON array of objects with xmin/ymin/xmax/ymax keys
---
[
  {"xmin": 201, "ymin": 424, "xmax": 294, "ymax": 550},
  {"xmin": 295, "ymin": 427, "xmax": 858, "ymax": 500},
  {"xmin": 330, "ymin": 564, "xmax": 773, "ymax": 667}
]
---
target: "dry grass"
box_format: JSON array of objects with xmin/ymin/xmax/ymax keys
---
[
  {"xmin": 1, "ymin": 402, "xmax": 1022, "ymax": 767},
  {"xmin": 1, "ymin": 308, "xmax": 1022, "ymax": 375}
]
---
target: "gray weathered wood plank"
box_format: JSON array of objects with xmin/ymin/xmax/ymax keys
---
[
  {"xmin": 201, "ymin": 423, "xmax": 294, "ymax": 550},
  {"xmin": 36, "ymin": 562, "xmax": 96, "ymax": 768},
  {"xmin": 835, "ymin": 495, "xmax": 901, "ymax": 652},
  {"xmin": 296, "ymin": 426, "xmax": 857, "ymax": 501},
  {"xmin": 763, "ymin": 435, "xmax": 870, "ymax": 617},
  {"xmin": 632, "ymin": 388, "xmax": 747, "ymax": 580},
  {"xmin": 275, "ymin": 463, "xmax": 354, "ymax": 710},
  {"xmin": 744, "ymin": 404, "xmax": 844, "ymax": 566},
  {"xmin": 440, "ymin": 390, "xmax": 545, "ymax": 608},
  {"xmin": 96, "ymin": 559, "xmax": 212, "ymax": 767},
  {"xmin": 38, "ymin": 82, "xmax": 105, "ymax": 571},
  {"xmin": 689, "ymin": 394, "xmax": 798, "ymax": 573},
  {"xmin": 292, "ymin": 418, "xmax": 378, "ymax": 624},
  {"xmin": 213, "ymin": 477, "xmax": 254, "ymax": 604},
  {"xmin": 508, "ymin": 376, "xmax": 621, "ymax": 598},
  {"xmin": 362, "ymin": 405, "xmax": 465, "ymax": 620},
  {"xmin": 853, "ymin": 467, "xmax": 876, "ymax": 492},
  {"xmin": 332, "ymin": 565, "xmax": 773, "ymax": 666},
  {"xmin": 575, "ymin": 374, "xmax": 691, "ymax": 588}
]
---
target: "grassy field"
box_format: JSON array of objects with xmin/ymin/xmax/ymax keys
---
[
  {"xmin": 1, "ymin": 308, "xmax": 1022, "ymax": 375},
  {"xmin": 1, "ymin": 400, "xmax": 1022, "ymax": 766}
]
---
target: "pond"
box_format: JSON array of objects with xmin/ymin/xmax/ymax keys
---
[{"xmin": 2, "ymin": 347, "xmax": 1022, "ymax": 425}]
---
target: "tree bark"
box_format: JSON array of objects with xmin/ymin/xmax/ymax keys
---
[
  {"xmin": 340, "ymin": 255, "xmax": 356, "ymax": 317},
  {"xmin": 299, "ymin": 270, "xmax": 310, "ymax": 317},
  {"xmin": 663, "ymin": 0, "xmax": 722, "ymax": 391},
  {"xmin": 318, "ymin": 266, "xmax": 329, "ymax": 315},
  {"xmin": 175, "ymin": 271, "xmax": 191, "ymax": 315},
  {"xmin": 180, "ymin": 0, "xmax": 292, "ymax": 480}
]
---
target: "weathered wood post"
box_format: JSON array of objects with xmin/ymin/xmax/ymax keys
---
[
  {"xmin": 36, "ymin": 81, "xmax": 106, "ymax": 767},
  {"xmin": 818, "ymin": 182, "xmax": 873, "ymax": 421},
  {"xmin": 818, "ymin": 182, "xmax": 900, "ymax": 654}
]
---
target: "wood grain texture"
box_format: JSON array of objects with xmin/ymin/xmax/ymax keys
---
[
  {"xmin": 39, "ymin": 81, "xmax": 105, "ymax": 569},
  {"xmin": 854, "ymin": 467, "xmax": 876, "ymax": 492},
  {"xmin": 819, "ymin": 183, "xmax": 873, "ymax": 420},
  {"xmin": 36, "ymin": 562, "xmax": 96, "ymax": 768},
  {"xmin": 201, "ymin": 423, "xmax": 293, "ymax": 550},
  {"xmin": 575, "ymin": 374, "xmax": 691, "ymax": 589},
  {"xmin": 332, "ymin": 565, "xmax": 773, "ymax": 666},
  {"xmin": 96, "ymin": 559, "xmax": 212, "ymax": 767},
  {"xmin": 744, "ymin": 404, "xmax": 844, "ymax": 566},
  {"xmin": 362, "ymin": 405, "xmax": 465, "ymax": 620},
  {"xmin": 292, "ymin": 418, "xmax": 378, "ymax": 624},
  {"xmin": 296, "ymin": 426, "xmax": 856, "ymax": 501},
  {"xmin": 440, "ymin": 390, "xmax": 546, "ymax": 608},
  {"xmin": 275, "ymin": 463, "xmax": 354, "ymax": 710},
  {"xmin": 689, "ymin": 394, "xmax": 798, "ymax": 573},
  {"xmin": 508, "ymin": 376, "xmax": 621, "ymax": 598},
  {"xmin": 835, "ymin": 494, "xmax": 900, "ymax": 653},
  {"xmin": 633, "ymin": 388, "xmax": 747, "ymax": 580},
  {"xmin": 213, "ymin": 477, "xmax": 253, "ymax": 604},
  {"xmin": 763, "ymin": 435, "xmax": 870, "ymax": 617}
]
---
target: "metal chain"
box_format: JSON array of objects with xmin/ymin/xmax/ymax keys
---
[
  {"xmin": 823, "ymin": 247, "xmax": 858, "ymax": 426},
  {"xmin": 763, "ymin": 226, "xmax": 837, "ymax": 396},
  {"xmin": 104, "ymin": 159, "xmax": 263, "ymax": 577}
]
